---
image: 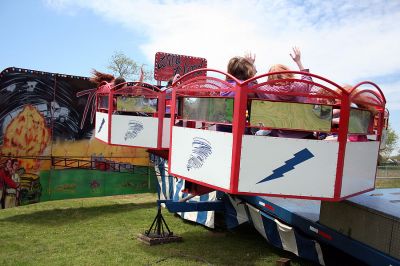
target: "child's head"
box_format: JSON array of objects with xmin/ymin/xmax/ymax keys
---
[
  {"xmin": 90, "ymin": 69, "xmax": 115, "ymax": 85},
  {"xmin": 227, "ymin": 56, "xmax": 256, "ymax": 80},
  {"xmin": 114, "ymin": 76, "xmax": 126, "ymax": 87},
  {"xmin": 267, "ymin": 64, "xmax": 294, "ymax": 81}
]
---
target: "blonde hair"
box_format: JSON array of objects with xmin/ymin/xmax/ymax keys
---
[
  {"xmin": 227, "ymin": 56, "xmax": 256, "ymax": 80},
  {"xmin": 267, "ymin": 64, "xmax": 294, "ymax": 81}
]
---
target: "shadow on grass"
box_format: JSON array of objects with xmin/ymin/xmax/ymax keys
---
[
  {"xmin": 0, "ymin": 201, "xmax": 156, "ymax": 226},
  {"xmin": 137, "ymin": 223, "xmax": 314, "ymax": 266}
]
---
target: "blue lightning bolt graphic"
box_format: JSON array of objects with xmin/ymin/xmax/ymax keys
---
[
  {"xmin": 98, "ymin": 118, "xmax": 105, "ymax": 133},
  {"xmin": 256, "ymin": 148, "xmax": 314, "ymax": 184}
]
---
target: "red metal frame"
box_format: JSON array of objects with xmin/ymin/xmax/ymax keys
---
[
  {"xmin": 94, "ymin": 81, "xmax": 168, "ymax": 150},
  {"xmin": 172, "ymin": 173, "xmax": 232, "ymax": 194},
  {"xmin": 230, "ymin": 82, "xmax": 247, "ymax": 194},
  {"xmin": 168, "ymin": 69, "xmax": 239, "ymax": 184},
  {"xmin": 333, "ymin": 94, "xmax": 350, "ymax": 199},
  {"xmin": 93, "ymin": 81, "xmax": 112, "ymax": 144},
  {"xmin": 168, "ymin": 68, "xmax": 387, "ymax": 201},
  {"xmin": 343, "ymin": 81, "xmax": 386, "ymax": 198}
]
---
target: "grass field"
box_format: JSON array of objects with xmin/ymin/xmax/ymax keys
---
[
  {"xmin": 376, "ymin": 177, "xmax": 400, "ymax": 188},
  {"xmin": 0, "ymin": 193, "xmax": 311, "ymax": 266},
  {"xmin": 1, "ymin": 179, "xmax": 398, "ymax": 266}
]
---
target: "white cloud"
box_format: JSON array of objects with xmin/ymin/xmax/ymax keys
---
[
  {"xmin": 379, "ymin": 80, "xmax": 400, "ymax": 111},
  {"xmin": 45, "ymin": 0, "xmax": 400, "ymax": 108}
]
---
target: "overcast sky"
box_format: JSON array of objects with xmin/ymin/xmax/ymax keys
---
[{"xmin": 1, "ymin": 0, "xmax": 399, "ymax": 139}]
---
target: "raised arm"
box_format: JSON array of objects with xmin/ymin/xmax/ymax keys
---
[
  {"xmin": 290, "ymin": 46, "xmax": 305, "ymax": 71},
  {"xmin": 244, "ymin": 51, "xmax": 256, "ymax": 65}
]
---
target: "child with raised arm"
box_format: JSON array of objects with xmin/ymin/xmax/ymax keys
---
[
  {"xmin": 257, "ymin": 47, "xmax": 312, "ymax": 102},
  {"xmin": 257, "ymin": 47, "xmax": 315, "ymax": 138}
]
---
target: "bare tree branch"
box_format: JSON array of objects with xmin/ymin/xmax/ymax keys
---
[{"xmin": 107, "ymin": 51, "xmax": 154, "ymax": 82}]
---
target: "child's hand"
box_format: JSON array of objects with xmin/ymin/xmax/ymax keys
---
[
  {"xmin": 290, "ymin": 46, "xmax": 301, "ymax": 63},
  {"xmin": 244, "ymin": 51, "xmax": 256, "ymax": 64},
  {"xmin": 290, "ymin": 46, "xmax": 305, "ymax": 71}
]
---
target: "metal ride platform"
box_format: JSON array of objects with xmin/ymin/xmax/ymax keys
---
[
  {"xmin": 236, "ymin": 188, "xmax": 400, "ymax": 266},
  {"xmin": 151, "ymin": 169, "xmax": 400, "ymax": 265},
  {"xmin": 153, "ymin": 155, "xmax": 400, "ymax": 265}
]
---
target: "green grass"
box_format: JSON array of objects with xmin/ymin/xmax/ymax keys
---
[
  {"xmin": 376, "ymin": 177, "xmax": 400, "ymax": 188},
  {"xmin": 2, "ymin": 182, "xmax": 399, "ymax": 266},
  {"xmin": 0, "ymin": 194, "xmax": 311, "ymax": 266}
]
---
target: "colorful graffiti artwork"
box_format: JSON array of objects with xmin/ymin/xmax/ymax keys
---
[
  {"xmin": 2, "ymin": 105, "xmax": 51, "ymax": 170},
  {"xmin": 0, "ymin": 68, "xmax": 156, "ymax": 207}
]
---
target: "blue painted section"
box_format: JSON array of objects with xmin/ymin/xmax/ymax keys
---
[
  {"xmin": 168, "ymin": 173, "xmax": 174, "ymax": 200},
  {"xmin": 98, "ymin": 118, "xmax": 105, "ymax": 133},
  {"xmin": 173, "ymin": 178, "xmax": 184, "ymax": 202},
  {"xmin": 257, "ymin": 148, "xmax": 314, "ymax": 184},
  {"xmin": 154, "ymin": 157, "xmax": 175, "ymax": 200},
  {"xmin": 260, "ymin": 196, "xmax": 321, "ymax": 222},
  {"xmin": 240, "ymin": 193, "xmax": 400, "ymax": 266},
  {"xmin": 159, "ymin": 200, "xmax": 225, "ymax": 213},
  {"xmin": 159, "ymin": 161, "xmax": 167, "ymax": 198},
  {"xmin": 260, "ymin": 212, "xmax": 283, "ymax": 249},
  {"xmin": 294, "ymin": 231, "xmax": 320, "ymax": 263},
  {"xmin": 174, "ymin": 178, "xmax": 185, "ymax": 217},
  {"xmin": 223, "ymin": 195, "xmax": 240, "ymax": 229},
  {"xmin": 216, "ymin": 191, "xmax": 224, "ymax": 200},
  {"xmin": 196, "ymin": 193, "xmax": 210, "ymax": 224}
]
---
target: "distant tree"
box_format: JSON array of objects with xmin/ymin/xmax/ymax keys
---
[
  {"xmin": 107, "ymin": 51, "xmax": 137, "ymax": 80},
  {"xmin": 142, "ymin": 67, "xmax": 154, "ymax": 82},
  {"xmin": 380, "ymin": 124, "xmax": 399, "ymax": 161},
  {"xmin": 107, "ymin": 51, "xmax": 154, "ymax": 82}
]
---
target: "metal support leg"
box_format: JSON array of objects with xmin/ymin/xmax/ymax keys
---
[{"xmin": 138, "ymin": 204, "xmax": 182, "ymax": 245}]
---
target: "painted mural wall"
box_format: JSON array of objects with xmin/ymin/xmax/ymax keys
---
[{"xmin": 0, "ymin": 67, "xmax": 155, "ymax": 207}]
